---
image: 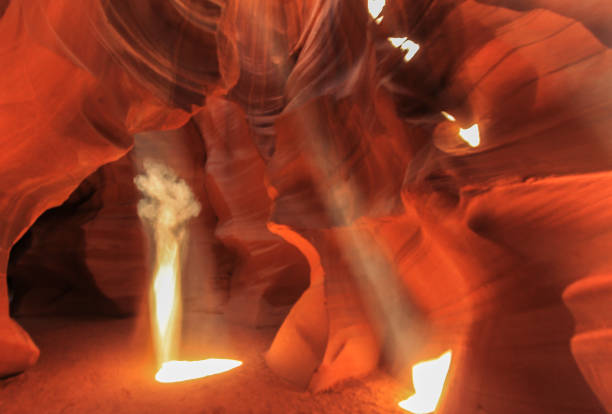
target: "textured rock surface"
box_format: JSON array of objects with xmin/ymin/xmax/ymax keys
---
[
  {"xmin": 1, "ymin": 0, "xmax": 612, "ymax": 412},
  {"xmin": 195, "ymin": 98, "xmax": 310, "ymax": 327},
  {"xmin": 8, "ymin": 160, "xmax": 143, "ymax": 317},
  {"xmin": 564, "ymin": 274, "xmax": 612, "ymax": 413},
  {"xmin": 0, "ymin": 0, "xmax": 194, "ymax": 375},
  {"xmin": 7, "ymin": 123, "xmax": 230, "ymax": 317}
]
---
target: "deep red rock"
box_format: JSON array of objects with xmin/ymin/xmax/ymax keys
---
[
  {"xmin": 195, "ymin": 97, "xmax": 310, "ymax": 327},
  {"xmin": 1, "ymin": 0, "xmax": 611, "ymax": 412},
  {"xmin": 0, "ymin": 0, "xmax": 192, "ymax": 375}
]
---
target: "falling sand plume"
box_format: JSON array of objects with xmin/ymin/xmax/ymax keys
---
[{"xmin": 135, "ymin": 160, "xmax": 241, "ymax": 383}]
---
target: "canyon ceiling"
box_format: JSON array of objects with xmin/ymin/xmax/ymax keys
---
[{"xmin": 0, "ymin": 0, "xmax": 611, "ymax": 413}]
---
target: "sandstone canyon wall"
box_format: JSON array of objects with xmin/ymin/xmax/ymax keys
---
[{"xmin": 1, "ymin": 0, "xmax": 611, "ymax": 413}]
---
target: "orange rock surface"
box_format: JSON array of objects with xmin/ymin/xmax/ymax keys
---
[{"xmin": 1, "ymin": 0, "xmax": 611, "ymax": 412}]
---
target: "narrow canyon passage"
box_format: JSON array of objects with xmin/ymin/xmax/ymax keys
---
[{"xmin": 0, "ymin": 0, "xmax": 611, "ymax": 413}]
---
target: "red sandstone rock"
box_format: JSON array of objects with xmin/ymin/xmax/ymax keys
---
[
  {"xmin": 1, "ymin": 0, "xmax": 611, "ymax": 413},
  {"xmin": 564, "ymin": 275, "xmax": 612, "ymax": 412},
  {"xmin": 0, "ymin": 0, "xmax": 192, "ymax": 375},
  {"xmin": 194, "ymin": 98, "xmax": 310, "ymax": 327},
  {"xmin": 0, "ymin": 316, "xmax": 39, "ymax": 377},
  {"xmin": 8, "ymin": 163, "xmax": 143, "ymax": 317}
]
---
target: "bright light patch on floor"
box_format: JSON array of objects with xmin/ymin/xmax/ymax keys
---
[
  {"xmin": 368, "ymin": 0, "xmax": 385, "ymax": 20},
  {"xmin": 459, "ymin": 124, "xmax": 480, "ymax": 147},
  {"xmin": 135, "ymin": 162, "xmax": 241, "ymax": 385},
  {"xmin": 155, "ymin": 359, "xmax": 243, "ymax": 383},
  {"xmin": 398, "ymin": 351, "xmax": 452, "ymax": 414}
]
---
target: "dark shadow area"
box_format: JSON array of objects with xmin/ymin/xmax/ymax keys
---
[{"xmin": 7, "ymin": 170, "xmax": 124, "ymax": 317}]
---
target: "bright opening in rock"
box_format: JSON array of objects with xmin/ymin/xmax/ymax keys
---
[{"xmin": 1, "ymin": 1, "xmax": 611, "ymax": 413}]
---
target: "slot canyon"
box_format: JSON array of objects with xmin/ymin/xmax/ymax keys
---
[{"xmin": 0, "ymin": 0, "xmax": 611, "ymax": 413}]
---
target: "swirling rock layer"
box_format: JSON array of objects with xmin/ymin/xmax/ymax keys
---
[{"xmin": 1, "ymin": 0, "xmax": 611, "ymax": 412}]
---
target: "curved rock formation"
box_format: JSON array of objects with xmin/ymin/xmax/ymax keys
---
[
  {"xmin": 0, "ymin": 0, "xmax": 193, "ymax": 375},
  {"xmin": 1, "ymin": 0, "xmax": 611, "ymax": 412},
  {"xmin": 195, "ymin": 98, "xmax": 310, "ymax": 327}
]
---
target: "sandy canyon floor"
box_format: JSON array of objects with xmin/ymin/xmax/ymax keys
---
[{"xmin": 0, "ymin": 315, "xmax": 407, "ymax": 414}]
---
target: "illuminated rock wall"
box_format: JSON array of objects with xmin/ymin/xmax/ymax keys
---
[{"xmin": 1, "ymin": 0, "xmax": 611, "ymax": 412}]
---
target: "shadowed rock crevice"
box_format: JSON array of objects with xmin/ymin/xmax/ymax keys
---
[{"xmin": 0, "ymin": 0, "xmax": 611, "ymax": 412}]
